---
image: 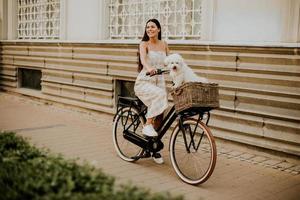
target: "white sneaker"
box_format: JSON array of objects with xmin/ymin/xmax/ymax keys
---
[
  {"xmin": 142, "ymin": 124, "xmax": 158, "ymax": 137},
  {"xmin": 152, "ymin": 153, "xmax": 164, "ymax": 164}
]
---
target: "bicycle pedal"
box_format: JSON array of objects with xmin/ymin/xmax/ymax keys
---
[{"xmin": 131, "ymin": 151, "xmax": 151, "ymax": 159}]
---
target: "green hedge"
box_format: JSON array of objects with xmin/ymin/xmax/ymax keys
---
[{"xmin": 0, "ymin": 132, "xmax": 183, "ymax": 200}]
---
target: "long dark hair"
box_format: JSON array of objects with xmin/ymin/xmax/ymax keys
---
[{"xmin": 137, "ymin": 19, "xmax": 162, "ymax": 72}]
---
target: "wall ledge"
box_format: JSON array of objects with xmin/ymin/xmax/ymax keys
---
[{"xmin": 0, "ymin": 39, "xmax": 299, "ymax": 48}]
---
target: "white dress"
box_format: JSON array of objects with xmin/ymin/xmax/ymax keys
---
[{"xmin": 134, "ymin": 51, "xmax": 168, "ymax": 119}]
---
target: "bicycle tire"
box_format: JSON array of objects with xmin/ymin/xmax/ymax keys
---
[
  {"xmin": 170, "ymin": 118, "xmax": 217, "ymax": 185},
  {"xmin": 112, "ymin": 107, "xmax": 145, "ymax": 162}
]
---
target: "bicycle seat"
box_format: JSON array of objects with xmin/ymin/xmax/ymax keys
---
[{"xmin": 117, "ymin": 96, "xmax": 144, "ymax": 109}]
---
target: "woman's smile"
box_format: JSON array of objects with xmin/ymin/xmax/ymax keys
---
[{"xmin": 146, "ymin": 22, "xmax": 160, "ymax": 38}]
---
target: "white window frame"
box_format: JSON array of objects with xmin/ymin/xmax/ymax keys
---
[
  {"xmin": 17, "ymin": 0, "xmax": 61, "ymax": 40},
  {"xmin": 107, "ymin": 0, "xmax": 215, "ymax": 41}
]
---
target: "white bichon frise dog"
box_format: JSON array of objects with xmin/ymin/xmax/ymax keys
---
[{"xmin": 164, "ymin": 53, "xmax": 208, "ymax": 88}]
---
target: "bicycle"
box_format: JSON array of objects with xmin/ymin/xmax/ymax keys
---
[{"xmin": 112, "ymin": 69, "xmax": 217, "ymax": 185}]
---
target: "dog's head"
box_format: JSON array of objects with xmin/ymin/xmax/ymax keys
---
[{"xmin": 164, "ymin": 54, "xmax": 185, "ymax": 72}]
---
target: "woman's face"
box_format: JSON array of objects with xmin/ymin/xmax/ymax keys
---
[{"xmin": 146, "ymin": 21, "xmax": 160, "ymax": 39}]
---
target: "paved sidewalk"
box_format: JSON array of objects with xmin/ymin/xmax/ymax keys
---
[{"xmin": 0, "ymin": 92, "xmax": 299, "ymax": 200}]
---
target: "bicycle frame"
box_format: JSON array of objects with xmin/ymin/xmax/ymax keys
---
[{"xmin": 114, "ymin": 96, "xmax": 211, "ymax": 156}]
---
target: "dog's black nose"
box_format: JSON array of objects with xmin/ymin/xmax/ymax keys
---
[{"xmin": 173, "ymin": 66, "xmax": 177, "ymax": 70}]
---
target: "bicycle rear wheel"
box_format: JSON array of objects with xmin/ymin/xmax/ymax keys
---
[
  {"xmin": 113, "ymin": 107, "xmax": 145, "ymax": 162},
  {"xmin": 170, "ymin": 118, "xmax": 217, "ymax": 185}
]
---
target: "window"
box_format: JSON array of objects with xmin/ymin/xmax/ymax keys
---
[
  {"xmin": 114, "ymin": 80, "xmax": 135, "ymax": 106},
  {"xmin": 109, "ymin": 0, "xmax": 203, "ymax": 40},
  {"xmin": 17, "ymin": 0, "xmax": 60, "ymax": 39},
  {"xmin": 115, "ymin": 80, "xmax": 135, "ymax": 98},
  {"xmin": 19, "ymin": 68, "xmax": 42, "ymax": 90}
]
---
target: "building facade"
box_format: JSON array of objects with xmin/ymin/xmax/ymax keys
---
[
  {"xmin": 1, "ymin": 0, "xmax": 299, "ymax": 42},
  {"xmin": 0, "ymin": 0, "xmax": 300, "ymax": 157}
]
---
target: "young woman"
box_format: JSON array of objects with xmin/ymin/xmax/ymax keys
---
[{"xmin": 134, "ymin": 19, "xmax": 169, "ymax": 164}]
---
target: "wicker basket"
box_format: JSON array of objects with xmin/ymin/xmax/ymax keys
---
[{"xmin": 170, "ymin": 82, "xmax": 219, "ymax": 113}]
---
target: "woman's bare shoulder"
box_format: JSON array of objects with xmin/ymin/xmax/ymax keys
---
[
  {"xmin": 140, "ymin": 41, "xmax": 148, "ymax": 48},
  {"xmin": 163, "ymin": 40, "xmax": 169, "ymax": 47},
  {"xmin": 162, "ymin": 40, "xmax": 169, "ymax": 54}
]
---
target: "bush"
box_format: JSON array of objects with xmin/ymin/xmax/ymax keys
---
[{"xmin": 0, "ymin": 132, "xmax": 183, "ymax": 200}]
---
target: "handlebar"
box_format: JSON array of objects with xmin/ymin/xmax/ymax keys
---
[{"xmin": 146, "ymin": 69, "xmax": 170, "ymax": 76}]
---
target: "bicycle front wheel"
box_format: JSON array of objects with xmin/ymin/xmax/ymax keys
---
[
  {"xmin": 170, "ymin": 118, "xmax": 217, "ymax": 185},
  {"xmin": 113, "ymin": 107, "xmax": 145, "ymax": 162}
]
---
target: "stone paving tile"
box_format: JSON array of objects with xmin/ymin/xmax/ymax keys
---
[
  {"xmin": 218, "ymin": 147, "xmax": 233, "ymax": 154},
  {"xmin": 288, "ymin": 165, "xmax": 300, "ymax": 175},
  {"xmin": 249, "ymin": 155, "xmax": 269, "ymax": 164},
  {"xmin": 260, "ymin": 159, "xmax": 285, "ymax": 167},
  {"xmin": 225, "ymin": 150, "xmax": 244, "ymax": 158},
  {"xmin": 273, "ymin": 161, "xmax": 296, "ymax": 171}
]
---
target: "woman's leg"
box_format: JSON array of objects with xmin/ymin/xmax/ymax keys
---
[
  {"xmin": 153, "ymin": 113, "xmax": 163, "ymax": 130},
  {"xmin": 146, "ymin": 113, "xmax": 163, "ymax": 130},
  {"xmin": 146, "ymin": 118, "xmax": 154, "ymax": 125}
]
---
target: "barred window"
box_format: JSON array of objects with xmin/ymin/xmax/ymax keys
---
[
  {"xmin": 109, "ymin": 0, "xmax": 203, "ymax": 40},
  {"xmin": 17, "ymin": 0, "xmax": 60, "ymax": 39}
]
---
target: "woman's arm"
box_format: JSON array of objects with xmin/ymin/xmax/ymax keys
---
[
  {"xmin": 139, "ymin": 42, "xmax": 156, "ymax": 75},
  {"xmin": 164, "ymin": 40, "xmax": 170, "ymax": 56}
]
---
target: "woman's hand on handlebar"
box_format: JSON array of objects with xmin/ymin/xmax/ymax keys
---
[
  {"xmin": 146, "ymin": 68, "xmax": 170, "ymax": 76},
  {"xmin": 146, "ymin": 67, "xmax": 157, "ymax": 76}
]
